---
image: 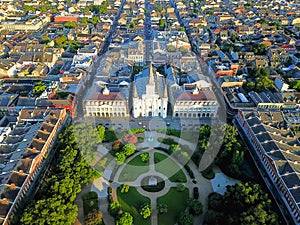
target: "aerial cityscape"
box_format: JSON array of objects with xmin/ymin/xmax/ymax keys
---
[{"xmin": 0, "ymin": 0, "xmax": 299, "ymax": 224}]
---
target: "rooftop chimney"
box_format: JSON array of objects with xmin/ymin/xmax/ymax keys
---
[
  {"xmin": 2, "ymin": 198, "xmax": 8, "ymax": 204},
  {"xmin": 10, "ymin": 183, "xmax": 16, "ymax": 190}
]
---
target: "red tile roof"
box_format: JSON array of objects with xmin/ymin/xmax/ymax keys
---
[
  {"xmin": 176, "ymin": 91, "xmax": 216, "ymax": 101},
  {"xmin": 89, "ymin": 92, "xmax": 126, "ymax": 101}
]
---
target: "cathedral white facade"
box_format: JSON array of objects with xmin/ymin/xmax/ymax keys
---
[{"xmin": 132, "ymin": 63, "xmax": 168, "ymax": 118}]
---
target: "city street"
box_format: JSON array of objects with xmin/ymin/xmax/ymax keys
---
[
  {"xmin": 144, "ymin": 0, "xmax": 153, "ymax": 61},
  {"xmin": 74, "ymin": 0, "xmax": 126, "ymax": 119}
]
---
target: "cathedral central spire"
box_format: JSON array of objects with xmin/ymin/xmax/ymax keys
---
[
  {"xmin": 133, "ymin": 82, "xmax": 138, "ymax": 98},
  {"xmin": 148, "ymin": 63, "xmax": 154, "ymax": 85}
]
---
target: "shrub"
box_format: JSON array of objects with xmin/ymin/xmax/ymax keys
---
[
  {"xmin": 157, "ymin": 137, "xmax": 178, "ymax": 145},
  {"xmin": 193, "ymin": 187, "xmax": 199, "ymax": 199},
  {"xmin": 139, "ymin": 204, "xmax": 151, "ymax": 219},
  {"xmin": 108, "ymin": 201, "xmax": 121, "ymax": 218},
  {"xmin": 82, "ymin": 191, "xmax": 98, "ymax": 201},
  {"xmin": 201, "ymin": 168, "xmax": 215, "ymax": 180},
  {"xmin": 156, "ymin": 128, "xmax": 181, "ymax": 137},
  {"xmin": 82, "ymin": 192, "xmax": 99, "ymax": 215},
  {"xmin": 138, "ymin": 136, "xmax": 144, "ymax": 142},
  {"xmin": 120, "ymin": 184, "xmax": 129, "ymax": 193},
  {"xmin": 187, "ymin": 198, "xmax": 203, "ymax": 215},
  {"xmin": 157, "ymin": 203, "xmax": 168, "ymax": 214},
  {"xmin": 184, "ymin": 165, "xmax": 195, "ymax": 179},
  {"xmin": 140, "ymin": 153, "xmax": 150, "ymax": 162},
  {"xmin": 176, "ymin": 184, "xmax": 186, "ymax": 192},
  {"xmin": 130, "ymin": 128, "xmax": 145, "ymax": 134},
  {"xmin": 154, "ymin": 147, "xmax": 169, "ymax": 154},
  {"xmin": 122, "ymin": 134, "xmax": 138, "ymax": 144}
]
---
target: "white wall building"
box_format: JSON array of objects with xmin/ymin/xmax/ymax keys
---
[
  {"xmin": 172, "ymin": 87, "xmax": 218, "ymax": 118},
  {"xmin": 85, "ymin": 87, "xmax": 129, "ymax": 117},
  {"xmin": 132, "ymin": 63, "xmax": 168, "ymax": 118}
]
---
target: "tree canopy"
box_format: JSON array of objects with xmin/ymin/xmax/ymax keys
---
[
  {"xmin": 204, "ymin": 182, "xmax": 279, "ymax": 225},
  {"xmin": 178, "ymin": 212, "xmax": 194, "ymax": 225},
  {"xmin": 73, "ymin": 123, "xmax": 104, "ymax": 164},
  {"xmin": 215, "ymin": 125, "xmax": 244, "ymax": 177},
  {"xmin": 16, "ymin": 125, "xmax": 99, "ymax": 225},
  {"xmin": 187, "ymin": 198, "xmax": 203, "ymax": 215},
  {"xmin": 64, "ymin": 21, "xmax": 76, "ymax": 28},
  {"xmin": 41, "ymin": 36, "xmax": 51, "ymax": 44},
  {"xmin": 159, "ymin": 18, "xmax": 167, "ymax": 28},
  {"xmin": 290, "ymin": 80, "xmax": 300, "ymax": 91},
  {"xmin": 251, "ymin": 43, "xmax": 268, "ymax": 55},
  {"xmin": 32, "ymin": 81, "xmax": 46, "ymax": 96},
  {"xmin": 244, "ymin": 67, "xmax": 274, "ymax": 92},
  {"xmin": 139, "ymin": 204, "xmax": 151, "ymax": 219},
  {"xmin": 116, "ymin": 212, "xmax": 133, "ymax": 225}
]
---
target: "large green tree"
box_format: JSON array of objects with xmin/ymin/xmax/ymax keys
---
[
  {"xmin": 187, "ymin": 198, "xmax": 203, "ymax": 215},
  {"xmin": 21, "ymin": 197, "xmax": 78, "ymax": 225},
  {"xmin": 116, "ymin": 212, "xmax": 133, "ymax": 225},
  {"xmin": 251, "ymin": 43, "xmax": 268, "ymax": 55},
  {"xmin": 108, "ymin": 201, "xmax": 121, "ymax": 217},
  {"xmin": 215, "ymin": 125, "xmax": 245, "ymax": 177},
  {"xmin": 122, "ymin": 144, "xmax": 136, "ymax": 157},
  {"xmin": 178, "ymin": 212, "xmax": 194, "ymax": 225},
  {"xmin": 73, "ymin": 123, "xmax": 102, "ymax": 164},
  {"xmin": 139, "ymin": 204, "xmax": 151, "ymax": 219},
  {"xmin": 205, "ymin": 182, "xmax": 279, "ymax": 225},
  {"xmin": 290, "ymin": 80, "xmax": 300, "ymax": 91},
  {"xmin": 64, "ymin": 21, "xmax": 76, "ymax": 28},
  {"xmin": 32, "ymin": 81, "xmax": 46, "ymax": 96},
  {"xmin": 244, "ymin": 67, "xmax": 274, "ymax": 92},
  {"xmin": 17, "ymin": 126, "xmax": 99, "ymax": 225}
]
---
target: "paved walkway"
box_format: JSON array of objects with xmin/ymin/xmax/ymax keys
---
[
  {"xmin": 99, "ymin": 196, "xmax": 115, "ymax": 225},
  {"xmin": 73, "ymin": 182, "xmax": 92, "ymax": 225}
]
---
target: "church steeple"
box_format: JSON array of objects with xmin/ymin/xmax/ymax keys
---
[
  {"xmin": 163, "ymin": 84, "xmax": 168, "ymax": 98},
  {"xmin": 148, "ymin": 63, "xmax": 154, "ymax": 85},
  {"xmin": 133, "ymin": 82, "xmax": 138, "ymax": 98}
]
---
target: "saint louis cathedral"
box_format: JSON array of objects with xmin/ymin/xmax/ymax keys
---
[{"xmin": 132, "ymin": 63, "xmax": 168, "ymax": 118}]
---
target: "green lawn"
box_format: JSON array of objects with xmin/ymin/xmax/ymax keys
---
[
  {"xmin": 117, "ymin": 186, "xmax": 151, "ymax": 225},
  {"xmin": 118, "ymin": 153, "xmax": 150, "ymax": 182},
  {"xmin": 154, "ymin": 152, "xmax": 187, "ymax": 183},
  {"xmin": 157, "ymin": 187, "xmax": 189, "ymax": 225}
]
